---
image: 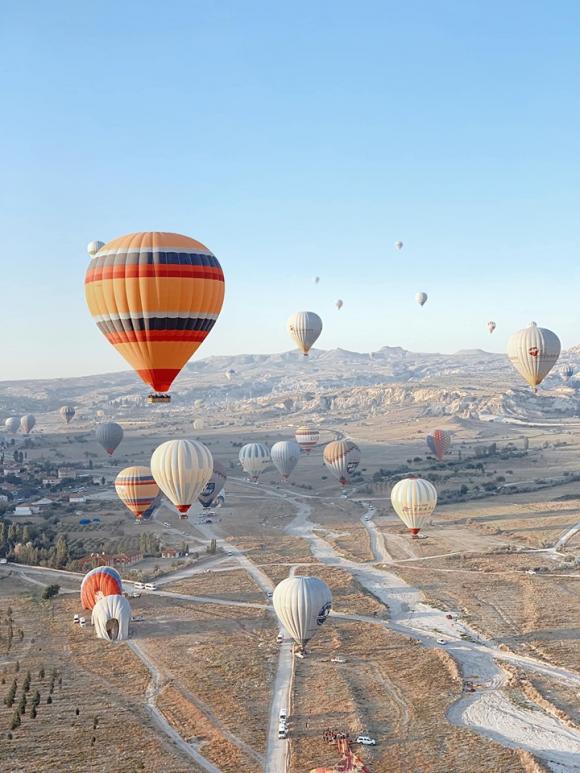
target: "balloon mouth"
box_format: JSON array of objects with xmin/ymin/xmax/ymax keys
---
[
  {"xmin": 409, "ymin": 528, "xmax": 420, "ymax": 538},
  {"xmin": 177, "ymin": 505, "xmax": 190, "ymax": 514},
  {"xmin": 106, "ymin": 449, "xmax": 114, "ymax": 455}
]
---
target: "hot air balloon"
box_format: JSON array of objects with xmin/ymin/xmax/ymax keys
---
[
  {"xmin": 271, "ymin": 440, "xmax": 301, "ymax": 480},
  {"xmin": 323, "ymin": 439, "xmax": 361, "ymax": 485},
  {"xmin": 92, "ymin": 594, "xmax": 131, "ymax": 641},
  {"xmin": 391, "ymin": 477, "xmax": 437, "ymax": 537},
  {"xmin": 84, "ymin": 232, "xmax": 225, "ymax": 401},
  {"xmin": 193, "ymin": 399, "xmax": 204, "ymax": 409},
  {"xmin": 336, "ymin": 299, "xmax": 343, "ymax": 310},
  {"xmin": 272, "ymin": 576, "xmax": 332, "ymax": 653},
  {"xmin": 150, "ymin": 439, "xmax": 213, "ymax": 518},
  {"xmin": 313, "ymin": 276, "xmax": 320, "ymax": 284},
  {"xmin": 507, "ymin": 322, "xmax": 561, "ymax": 392},
  {"xmin": 426, "ymin": 430, "xmax": 451, "ymax": 461},
  {"xmin": 193, "ymin": 418, "xmax": 205, "ymax": 431},
  {"xmin": 198, "ymin": 460, "xmax": 227, "ymax": 508},
  {"xmin": 4, "ymin": 417, "xmax": 20, "ymax": 434},
  {"xmin": 395, "ymin": 240, "xmax": 404, "ymax": 251},
  {"xmin": 488, "ymin": 321, "xmax": 496, "ymax": 334},
  {"xmin": 60, "ymin": 405, "xmax": 76, "ymax": 424},
  {"xmin": 562, "ymin": 366, "xmax": 574, "ymax": 382},
  {"xmin": 87, "ymin": 240, "xmax": 105, "ymax": 258},
  {"xmin": 95, "ymin": 422, "xmax": 124, "ymax": 455},
  {"xmin": 225, "ymin": 369, "xmax": 236, "ymax": 381},
  {"xmin": 295, "ymin": 425, "xmax": 319, "ymax": 453},
  {"xmin": 416, "ymin": 292, "xmax": 428, "ymax": 307},
  {"xmin": 115, "ymin": 466, "xmax": 159, "ymax": 520},
  {"xmin": 20, "ymin": 415, "xmax": 35, "ymax": 434},
  {"xmin": 80, "ymin": 566, "xmax": 123, "ymax": 610},
  {"xmin": 239, "ymin": 443, "xmax": 270, "ymax": 482},
  {"xmin": 287, "ymin": 311, "xmax": 322, "ymax": 356}
]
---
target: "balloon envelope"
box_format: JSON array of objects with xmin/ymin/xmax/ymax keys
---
[
  {"xmin": 198, "ymin": 459, "xmax": 227, "ymax": 508},
  {"xmin": 391, "ymin": 477, "xmax": 437, "ymax": 536},
  {"xmin": 151, "ymin": 439, "xmax": 213, "ymax": 516},
  {"xmin": 287, "ymin": 311, "xmax": 322, "ymax": 355},
  {"xmin": 87, "ymin": 240, "xmax": 104, "ymax": 258},
  {"xmin": 20, "ymin": 415, "xmax": 35, "ymax": 434},
  {"xmin": 60, "ymin": 405, "xmax": 76, "ymax": 424},
  {"xmin": 295, "ymin": 425, "xmax": 319, "ymax": 453},
  {"xmin": 272, "ymin": 576, "xmax": 332, "ymax": 649},
  {"xmin": 5, "ymin": 417, "xmax": 20, "ymax": 434},
  {"xmin": 488, "ymin": 321, "xmax": 496, "ymax": 334},
  {"xmin": 395, "ymin": 240, "xmax": 404, "ymax": 250},
  {"xmin": 80, "ymin": 566, "xmax": 123, "ymax": 610},
  {"xmin": 336, "ymin": 299, "xmax": 343, "ymax": 310},
  {"xmin": 323, "ymin": 439, "xmax": 361, "ymax": 485},
  {"xmin": 92, "ymin": 594, "xmax": 131, "ymax": 641},
  {"xmin": 239, "ymin": 443, "xmax": 270, "ymax": 481},
  {"xmin": 507, "ymin": 322, "xmax": 561, "ymax": 391},
  {"xmin": 416, "ymin": 292, "xmax": 428, "ymax": 307},
  {"xmin": 115, "ymin": 466, "xmax": 159, "ymax": 519},
  {"xmin": 271, "ymin": 440, "xmax": 301, "ymax": 480},
  {"xmin": 84, "ymin": 232, "xmax": 225, "ymax": 394},
  {"xmin": 96, "ymin": 422, "xmax": 124, "ymax": 455},
  {"xmin": 426, "ymin": 430, "xmax": 451, "ymax": 461}
]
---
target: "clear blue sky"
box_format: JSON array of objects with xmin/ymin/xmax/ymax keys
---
[{"xmin": 1, "ymin": 1, "xmax": 579, "ymax": 379}]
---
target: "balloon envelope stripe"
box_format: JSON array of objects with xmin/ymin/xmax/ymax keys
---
[{"xmin": 86, "ymin": 266, "xmax": 224, "ymax": 282}]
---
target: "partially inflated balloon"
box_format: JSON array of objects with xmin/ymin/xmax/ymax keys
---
[
  {"xmin": 507, "ymin": 322, "xmax": 561, "ymax": 391},
  {"xmin": 60, "ymin": 405, "xmax": 76, "ymax": 424},
  {"xmin": 84, "ymin": 232, "xmax": 225, "ymax": 396},
  {"xmin": 295, "ymin": 425, "xmax": 319, "ymax": 453},
  {"xmin": 488, "ymin": 321, "xmax": 496, "ymax": 334},
  {"xmin": 239, "ymin": 443, "xmax": 270, "ymax": 481},
  {"xmin": 391, "ymin": 477, "xmax": 437, "ymax": 537},
  {"xmin": 416, "ymin": 292, "xmax": 428, "ymax": 307},
  {"xmin": 287, "ymin": 311, "xmax": 322, "ymax": 355},
  {"xmin": 426, "ymin": 430, "xmax": 451, "ymax": 461},
  {"xmin": 198, "ymin": 459, "xmax": 227, "ymax": 508},
  {"xmin": 273, "ymin": 576, "xmax": 332, "ymax": 651},
  {"xmin": 115, "ymin": 466, "xmax": 159, "ymax": 520},
  {"xmin": 20, "ymin": 415, "xmax": 35, "ymax": 434},
  {"xmin": 151, "ymin": 439, "xmax": 213, "ymax": 517},
  {"xmin": 80, "ymin": 566, "xmax": 123, "ymax": 610},
  {"xmin": 96, "ymin": 422, "xmax": 124, "ymax": 455},
  {"xmin": 5, "ymin": 417, "xmax": 20, "ymax": 434},
  {"xmin": 323, "ymin": 439, "xmax": 361, "ymax": 485},
  {"xmin": 271, "ymin": 440, "xmax": 301, "ymax": 480}
]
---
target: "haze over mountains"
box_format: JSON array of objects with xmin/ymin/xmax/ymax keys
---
[{"xmin": 3, "ymin": 346, "xmax": 580, "ymax": 424}]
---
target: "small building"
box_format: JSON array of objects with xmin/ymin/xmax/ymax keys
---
[
  {"xmin": 161, "ymin": 547, "xmax": 178, "ymax": 559},
  {"xmin": 13, "ymin": 505, "xmax": 39, "ymax": 516},
  {"xmin": 69, "ymin": 496, "xmax": 87, "ymax": 504},
  {"xmin": 32, "ymin": 497, "xmax": 54, "ymax": 510}
]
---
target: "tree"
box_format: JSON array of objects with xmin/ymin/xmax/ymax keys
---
[
  {"xmin": 54, "ymin": 535, "xmax": 69, "ymax": 568},
  {"xmin": 31, "ymin": 705, "xmax": 37, "ymax": 719},
  {"xmin": 18, "ymin": 694, "xmax": 26, "ymax": 714},
  {"xmin": 10, "ymin": 711, "xmax": 21, "ymax": 730},
  {"xmin": 42, "ymin": 584, "xmax": 60, "ymax": 600},
  {"xmin": 32, "ymin": 690, "xmax": 40, "ymax": 708},
  {"xmin": 4, "ymin": 679, "xmax": 17, "ymax": 707},
  {"xmin": 46, "ymin": 695, "xmax": 52, "ymax": 704},
  {"xmin": 23, "ymin": 672, "xmax": 31, "ymax": 692},
  {"xmin": 38, "ymin": 666, "xmax": 45, "ymax": 680}
]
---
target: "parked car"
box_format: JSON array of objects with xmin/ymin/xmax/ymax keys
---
[
  {"xmin": 356, "ymin": 736, "xmax": 376, "ymax": 746},
  {"xmin": 276, "ymin": 633, "xmax": 283, "ymax": 644},
  {"xmin": 436, "ymin": 639, "xmax": 447, "ymax": 645},
  {"xmin": 331, "ymin": 656, "xmax": 346, "ymax": 664},
  {"xmin": 279, "ymin": 708, "xmax": 287, "ymax": 721},
  {"xmin": 73, "ymin": 614, "xmax": 79, "ymax": 624},
  {"xmin": 144, "ymin": 583, "xmax": 157, "ymax": 591},
  {"xmin": 134, "ymin": 581, "xmax": 145, "ymax": 590}
]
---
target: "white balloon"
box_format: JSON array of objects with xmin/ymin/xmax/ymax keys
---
[
  {"xmin": 92, "ymin": 594, "xmax": 131, "ymax": 641},
  {"xmin": 151, "ymin": 439, "xmax": 213, "ymax": 517},
  {"xmin": 270, "ymin": 440, "xmax": 301, "ymax": 480},
  {"xmin": 287, "ymin": 311, "xmax": 322, "ymax": 355},
  {"xmin": 239, "ymin": 443, "xmax": 270, "ymax": 481},
  {"xmin": 507, "ymin": 322, "xmax": 561, "ymax": 391},
  {"xmin": 391, "ymin": 477, "xmax": 437, "ymax": 536},
  {"xmin": 323, "ymin": 439, "xmax": 361, "ymax": 485},
  {"xmin": 272, "ymin": 576, "xmax": 332, "ymax": 650},
  {"xmin": 395, "ymin": 240, "xmax": 404, "ymax": 251},
  {"xmin": 416, "ymin": 291, "xmax": 428, "ymax": 307},
  {"xmin": 87, "ymin": 240, "xmax": 105, "ymax": 259},
  {"xmin": 295, "ymin": 424, "xmax": 319, "ymax": 453}
]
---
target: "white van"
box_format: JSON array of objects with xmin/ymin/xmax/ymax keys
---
[
  {"xmin": 134, "ymin": 581, "xmax": 145, "ymax": 590},
  {"xmin": 279, "ymin": 708, "xmax": 287, "ymax": 721},
  {"xmin": 73, "ymin": 614, "xmax": 79, "ymax": 624},
  {"xmin": 144, "ymin": 583, "xmax": 157, "ymax": 591}
]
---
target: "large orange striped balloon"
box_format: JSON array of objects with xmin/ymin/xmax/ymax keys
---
[
  {"xmin": 84, "ymin": 232, "xmax": 225, "ymax": 394},
  {"xmin": 115, "ymin": 466, "xmax": 159, "ymax": 520}
]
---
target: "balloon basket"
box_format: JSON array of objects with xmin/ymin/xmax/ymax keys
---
[{"xmin": 148, "ymin": 393, "xmax": 171, "ymax": 404}]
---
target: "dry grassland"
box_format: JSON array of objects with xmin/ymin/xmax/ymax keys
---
[{"xmin": 164, "ymin": 568, "xmax": 265, "ymax": 603}]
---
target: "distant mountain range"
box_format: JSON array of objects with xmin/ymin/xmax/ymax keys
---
[{"xmin": 1, "ymin": 346, "xmax": 579, "ymax": 423}]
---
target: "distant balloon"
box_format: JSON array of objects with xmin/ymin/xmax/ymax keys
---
[
  {"xmin": 239, "ymin": 443, "xmax": 270, "ymax": 482},
  {"xmin": 193, "ymin": 399, "xmax": 204, "ymax": 409},
  {"xmin": 391, "ymin": 477, "xmax": 437, "ymax": 537},
  {"xmin": 4, "ymin": 417, "xmax": 20, "ymax": 434},
  {"xmin": 562, "ymin": 366, "xmax": 574, "ymax": 383},
  {"xmin": 271, "ymin": 440, "xmax": 301, "ymax": 480},
  {"xmin": 193, "ymin": 418, "xmax": 205, "ymax": 431},
  {"xmin": 395, "ymin": 241, "xmax": 404, "ymax": 251},
  {"xmin": 507, "ymin": 322, "xmax": 561, "ymax": 392},
  {"xmin": 84, "ymin": 232, "xmax": 225, "ymax": 397},
  {"xmin": 95, "ymin": 422, "xmax": 124, "ymax": 455},
  {"xmin": 426, "ymin": 430, "xmax": 451, "ymax": 461},
  {"xmin": 323, "ymin": 439, "xmax": 361, "ymax": 485},
  {"xmin": 225, "ymin": 369, "xmax": 236, "ymax": 381},
  {"xmin": 488, "ymin": 321, "xmax": 496, "ymax": 334},
  {"xmin": 80, "ymin": 566, "xmax": 123, "ymax": 610},
  {"xmin": 87, "ymin": 240, "xmax": 104, "ymax": 258},
  {"xmin": 20, "ymin": 415, "xmax": 35, "ymax": 434},
  {"xmin": 60, "ymin": 405, "xmax": 76, "ymax": 424},
  {"xmin": 313, "ymin": 276, "xmax": 320, "ymax": 284},
  {"xmin": 115, "ymin": 466, "xmax": 159, "ymax": 520},
  {"xmin": 416, "ymin": 292, "xmax": 428, "ymax": 307},
  {"xmin": 272, "ymin": 576, "xmax": 332, "ymax": 651},
  {"xmin": 336, "ymin": 299, "xmax": 343, "ymax": 310},
  {"xmin": 295, "ymin": 425, "xmax": 319, "ymax": 453},
  {"xmin": 151, "ymin": 439, "xmax": 213, "ymax": 518},
  {"xmin": 287, "ymin": 311, "xmax": 323, "ymax": 356},
  {"xmin": 198, "ymin": 459, "xmax": 227, "ymax": 508}
]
